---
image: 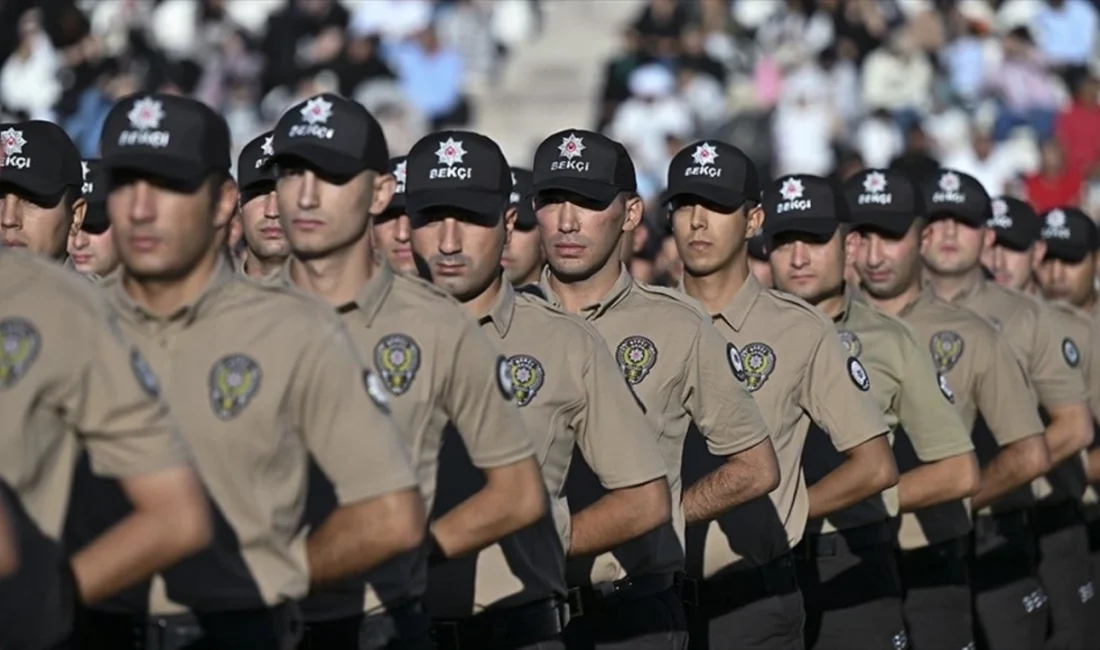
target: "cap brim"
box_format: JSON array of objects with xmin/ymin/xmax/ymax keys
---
[
  {"xmin": 765, "ymin": 217, "xmax": 838, "ymax": 243},
  {"xmin": 514, "ymin": 204, "xmax": 537, "ymax": 231},
  {"xmin": 406, "ymin": 189, "xmax": 507, "ymax": 220},
  {"xmin": 81, "ymin": 208, "xmax": 110, "ymax": 234},
  {"xmin": 532, "ymin": 177, "xmax": 619, "ymax": 206},
  {"xmin": 0, "ymin": 170, "xmax": 67, "ymax": 206},
  {"xmin": 928, "ymin": 208, "xmax": 985, "ymax": 228},
  {"xmin": 848, "ymin": 213, "xmax": 915, "ymax": 237},
  {"xmin": 993, "ymin": 232, "xmax": 1033, "ymax": 252},
  {"xmin": 661, "ymin": 181, "xmax": 748, "ymax": 211},
  {"xmin": 267, "ymin": 142, "xmax": 368, "ymax": 180},
  {"xmin": 1044, "ymin": 241, "xmax": 1091, "ymax": 263},
  {"xmin": 103, "ymin": 152, "xmax": 208, "ymax": 192},
  {"xmin": 746, "ymin": 237, "xmax": 768, "ymax": 260}
]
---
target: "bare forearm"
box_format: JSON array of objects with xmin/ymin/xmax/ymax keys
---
[
  {"xmin": 684, "ymin": 464, "xmax": 770, "ymax": 524},
  {"xmin": 971, "ymin": 440, "xmax": 1050, "ymax": 510},
  {"xmin": 808, "ymin": 457, "xmax": 896, "ymax": 520},
  {"xmin": 1044, "ymin": 409, "xmax": 1092, "ymax": 465},
  {"xmin": 434, "ymin": 478, "xmax": 545, "ymax": 560},
  {"xmin": 1088, "ymin": 448, "xmax": 1100, "ymax": 483},
  {"xmin": 0, "ymin": 509, "xmax": 16, "ymax": 578},
  {"xmin": 570, "ymin": 480, "xmax": 670, "ymax": 556},
  {"xmin": 897, "ymin": 454, "xmax": 979, "ymax": 512}
]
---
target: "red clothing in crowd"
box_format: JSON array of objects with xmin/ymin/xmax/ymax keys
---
[
  {"xmin": 1023, "ymin": 168, "xmax": 1084, "ymax": 213},
  {"xmin": 1056, "ymin": 101, "xmax": 1100, "ymax": 175}
]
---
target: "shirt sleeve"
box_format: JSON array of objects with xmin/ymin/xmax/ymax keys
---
[
  {"xmin": 446, "ymin": 320, "xmax": 535, "ymax": 469},
  {"xmin": 895, "ymin": 328, "xmax": 974, "ymax": 462},
  {"xmin": 1087, "ymin": 322, "xmax": 1100, "ymax": 424},
  {"xmin": 65, "ymin": 313, "xmax": 190, "ymax": 479},
  {"xmin": 1030, "ymin": 306, "xmax": 1088, "ymax": 408},
  {"xmin": 575, "ymin": 335, "xmax": 669, "ymax": 490},
  {"xmin": 800, "ymin": 323, "xmax": 889, "ymax": 452},
  {"xmin": 683, "ymin": 319, "xmax": 770, "ymax": 456},
  {"xmin": 293, "ymin": 322, "xmax": 418, "ymax": 505},
  {"xmin": 976, "ymin": 332, "xmax": 1045, "ymax": 446}
]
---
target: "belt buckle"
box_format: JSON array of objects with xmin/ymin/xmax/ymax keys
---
[
  {"xmin": 566, "ymin": 587, "xmax": 584, "ymax": 618},
  {"xmin": 678, "ymin": 575, "xmax": 699, "ymax": 607},
  {"xmin": 432, "ymin": 620, "xmax": 461, "ymax": 650}
]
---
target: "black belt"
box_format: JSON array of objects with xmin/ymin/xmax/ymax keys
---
[
  {"xmin": 84, "ymin": 604, "xmax": 298, "ymax": 650},
  {"xmin": 794, "ymin": 520, "xmax": 894, "ymax": 559},
  {"xmin": 678, "ymin": 554, "xmax": 798, "ymax": 612},
  {"xmin": 975, "ymin": 508, "xmax": 1032, "ymax": 539},
  {"xmin": 431, "ymin": 598, "xmax": 566, "ymax": 650},
  {"xmin": 566, "ymin": 571, "xmax": 675, "ymax": 618},
  {"xmin": 898, "ymin": 535, "xmax": 969, "ymax": 567},
  {"xmin": 1034, "ymin": 500, "xmax": 1084, "ymax": 536}
]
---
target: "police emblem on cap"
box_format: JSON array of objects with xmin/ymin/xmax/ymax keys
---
[
  {"xmin": 858, "ymin": 171, "xmax": 891, "ymax": 206},
  {"xmin": 0, "ymin": 128, "xmax": 27, "ymax": 170},
  {"xmin": 130, "ymin": 349, "xmax": 160, "ymax": 398},
  {"xmin": 209, "ymin": 354, "xmax": 262, "ymax": 420},
  {"xmin": 374, "ymin": 334, "xmax": 421, "ymax": 396},
  {"xmin": 616, "ymin": 336, "xmax": 658, "ymax": 385},
  {"xmin": 558, "ymin": 134, "xmax": 585, "ymax": 160},
  {"xmin": 691, "ymin": 142, "xmax": 718, "ymax": 167},
  {"xmin": 930, "ymin": 331, "xmax": 964, "ymax": 372},
  {"xmin": 261, "ymin": 135, "xmax": 274, "ymax": 157},
  {"xmin": 837, "ymin": 329, "xmax": 862, "ymax": 358},
  {"xmin": 120, "ymin": 96, "xmax": 170, "ymax": 148},
  {"xmin": 937, "ymin": 373, "xmax": 956, "ymax": 403},
  {"xmin": 394, "ymin": 160, "xmax": 407, "ymax": 194},
  {"xmin": 300, "ymin": 97, "xmax": 333, "ymax": 125},
  {"xmin": 776, "ymin": 177, "xmax": 811, "ymax": 214},
  {"xmin": 1063, "ymin": 337, "xmax": 1081, "ymax": 368},
  {"xmin": 363, "ymin": 369, "xmax": 389, "ymax": 412},
  {"xmin": 496, "ymin": 356, "xmax": 515, "ymax": 400},
  {"xmin": 727, "ymin": 343, "xmax": 746, "ymax": 382},
  {"xmin": 81, "ymin": 161, "xmax": 93, "ymax": 195},
  {"xmin": 989, "ymin": 199, "xmax": 1012, "ymax": 229},
  {"xmin": 435, "ymin": 138, "xmax": 467, "ymax": 166},
  {"xmin": 1043, "ymin": 209, "xmax": 1071, "ymax": 239},
  {"xmin": 506, "ymin": 354, "xmax": 545, "ymax": 407},
  {"xmin": 0, "ymin": 318, "xmax": 40, "ymax": 389},
  {"xmin": 509, "ymin": 170, "xmax": 519, "ymax": 204},
  {"xmin": 740, "ymin": 342, "xmax": 776, "ymax": 393},
  {"xmin": 848, "ymin": 357, "xmax": 871, "ymax": 392},
  {"xmin": 932, "ymin": 171, "xmax": 965, "ymax": 204}
]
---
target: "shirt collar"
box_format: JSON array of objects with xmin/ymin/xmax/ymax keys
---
[
  {"xmin": 833, "ymin": 283, "xmax": 859, "ymax": 325},
  {"xmin": 113, "ymin": 257, "xmax": 235, "ymax": 326},
  {"xmin": 539, "ymin": 264, "xmax": 634, "ymax": 321},
  {"xmin": 350, "ymin": 260, "xmax": 396, "ymax": 327},
  {"xmin": 479, "ymin": 279, "xmax": 516, "ymax": 337},
  {"xmin": 935, "ymin": 275, "xmax": 986, "ymax": 305},
  {"xmin": 710, "ymin": 273, "xmax": 764, "ymax": 332},
  {"xmin": 896, "ymin": 286, "xmax": 937, "ymax": 318}
]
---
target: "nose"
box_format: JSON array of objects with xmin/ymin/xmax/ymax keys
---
[
  {"xmin": 689, "ymin": 205, "xmax": 708, "ymax": 230},
  {"xmin": 395, "ymin": 214, "xmax": 411, "ymax": 243},
  {"xmin": 557, "ymin": 203, "xmax": 580, "ymax": 234},
  {"xmin": 262, "ymin": 190, "xmax": 279, "ymax": 219},
  {"xmin": 297, "ymin": 171, "xmax": 320, "ymax": 210},
  {"xmin": 865, "ymin": 234, "xmax": 885, "ymax": 267},
  {"xmin": 790, "ymin": 241, "xmax": 810, "ymax": 268},
  {"xmin": 439, "ymin": 218, "xmax": 462, "ymax": 255},
  {"xmin": 0, "ymin": 195, "xmax": 23, "ymax": 229},
  {"xmin": 71, "ymin": 229, "xmax": 90, "ymax": 250},
  {"xmin": 128, "ymin": 181, "xmax": 157, "ymax": 223}
]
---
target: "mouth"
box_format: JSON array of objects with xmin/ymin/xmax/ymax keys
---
[
  {"xmin": 129, "ymin": 236, "xmax": 159, "ymax": 252},
  {"xmin": 501, "ymin": 253, "xmax": 515, "ymax": 267},
  {"xmin": 390, "ymin": 247, "xmax": 413, "ymax": 261},
  {"xmin": 291, "ymin": 218, "xmax": 325, "ymax": 231},
  {"xmin": 434, "ymin": 262, "xmax": 465, "ymax": 277},
  {"xmin": 70, "ymin": 254, "xmax": 92, "ymax": 264},
  {"xmin": 554, "ymin": 243, "xmax": 585, "ymax": 258},
  {"xmin": 688, "ymin": 240, "xmax": 711, "ymax": 251},
  {"xmin": 2, "ymin": 239, "xmax": 24, "ymax": 248},
  {"xmin": 863, "ymin": 269, "xmax": 892, "ymax": 283},
  {"xmin": 258, "ymin": 226, "xmax": 285, "ymax": 239}
]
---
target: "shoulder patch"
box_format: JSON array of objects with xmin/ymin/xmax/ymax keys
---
[
  {"xmin": 363, "ymin": 369, "xmax": 390, "ymax": 412},
  {"xmin": 209, "ymin": 354, "xmax": 262, "ymax": 420},
  {"xmin": 1063, "ymin": 337, "xmax": 1081, "ymax": 368},
  {"xmin": 937, "ymin": 372, "xmax": 956, "ymax": 403},
  {"xmin": 837, "ymin": 329, "xmax": 862, "ymax": 358},
  {"xmin": 505, "ymin": 354, "xmax": 545, "ymax": 406},
  {"xmin": 930, "ymin": 330, "xmax": 965, "ymax": 372},
  {"xmin": 495, "ymin": 355, "xmax": 515, "ymax": 400},
  {"xmin": 129, "ymin": 349, "xmax": 160, "ymax": 398},
  {"xmin": 847, "ymin": 356, "xmax": 871, "ymax": 392},
  {"xmin": 374, "ymin": 334, "xmax": 421, "ymax": 395},
  {"xmin": 0, "ymin": 317, "xmax": 41, "ymax": 389},
  {"xmin": 740, "ymin": 342, "xmax": 776, "ymax": 393},
  {"xmin": 616, "ymin": 335, "xmax": 659, "ymax": 385},
  {"xmin": 726, "ymin": 342, "xmax": 746, "ymax": 382}
]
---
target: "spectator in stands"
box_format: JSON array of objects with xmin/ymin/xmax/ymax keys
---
[
  {"xmin": 1056, "ymin": 74, "xmax": 1100, "ymax": 180},
  {"xmin": 596, "ymin": 28, "xmax": 653, "ymax": 132},
  {"xmin": 0, "ymin": 9, "xmax": 61, "ymax": 120},
  {"xmin": 609, "ymin": 63, "xmax": 692, "ymax": 194},
  {"xmin": 1032, "ymin": 0, "xmax": 1098, "ymax": 84},
  {"xmin": 988, "ymin": 26, "xmax": 1060, "ymax": 142},
  {"xmin": 632, "ymin": 0, "xmax": 690, "ymax": 59},
  {"xmin": 261, "ymin": 0, "xmax": 348, "ymax": 95},
  {"xmin": 943, "ymin": 127, "xmax": 1022, "ymax": 197},
  {"xmin": 861, "ymin": 28, "xmax": 934, "ymax": 133},
  {"xmin": 388, "ymin": 22, "xmax": 470, "ymax": 130},
  {"xmin": 889, "ymin": 122, "xmax": 940, "ymax": 178},
  {"xmin": 1025, "ymin": 139, "xmax": 1086, "ymax": 212}
]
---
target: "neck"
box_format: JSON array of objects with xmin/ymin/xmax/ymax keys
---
[
  {"xmin": 681, "ymin": 254, "xmax": 751, "ymax": 315},
  {"xmin": 548, "ymin": 257, "xmax": 624, "ymax": 315},
  {"xmin": 813, "ymin": 284, "xmax": 847, "ymax": 320},
  {"xmin": 465, "ymin": 271, "xmax": 504, "ymax": 319},
  {"xmin": 244, "ymin": 251, "xmax": 286, "ymax": 279},
  {"xmin": 289, "ymin": 236, "xmax": 374, "ymax": 308},
  {"xmin": 122, "ymin": 248, "xmax": 221, "ymax": 317},
  {"xmin": 862, "ymin": 274, "xmax": 922, "ymax": 317},
  {"xmin": 1081, "ymin": 291, "xmax": 1098, "ymax": 313},
  {"xmin": 515, "ymin": 264, "xmax": 543, "ymax": 287},
  {"xmin": 1021, "ymin": 277, "xmax": 1038, "ymax": 296},
  {"xmin": 923, "ymin": 265, "xmax": 982, "ymax": 302}
]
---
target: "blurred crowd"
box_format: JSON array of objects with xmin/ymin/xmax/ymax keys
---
[
  {"xmin": 602, "ymin": 0, "xmax": 1100, "ymax": 287},
  {"xmin": 0, "ymin": 0, "xmax": 542, "ymax": 175}
]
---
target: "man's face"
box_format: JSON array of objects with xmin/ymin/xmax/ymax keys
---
[
  {"xmin": 502, "ymin": 225, "xmax": 544, "ymax": 284},
  {"xmin": 275, "ymin": 166, "xmax": 393, "ymax": 260},
  {"xmin": 411, "ymin": 207, "xmax": 511, "ymax": 302},
  {"xmin": 68, "ymin": 226, "xmax": 119, "ymax": 276},
  {"xmin": 108, "ymin": 173, "xmax": 233, "ymax": 280},
  {"xmin": 853, "ymin": 221, "xmax": 923, "ymax": 300},
  {"xmin": 921, "ymin": 217, "xmax": 989, "ymax": 277},
  {"xmin": 372, "ymin": 212, "xmax": 415, "ymax": 273},
  {"xmin": 0, "ymin": 190, "xmax": 77, "ymax": 258},
  {"xmin": 769, "ymin": 229, "xmax": 846, "ymax": 304},
  {"xmin": 1037, "ymin": 254, "xmax": 1097, "ymax": 306},
  {"xmin": 981, "ymin": 242, "xmax": 1035, "ymax": 291},
  {"xmin": 669, "ymin": 201, "xmax": 758, "ymax": 276},
  {"xmin": 240, "ymin": 189, "xmax": 289, "ymax": 262},
  {"xmin": 535, "ymin": 192, "xmax": 634, "ymax": 281}
]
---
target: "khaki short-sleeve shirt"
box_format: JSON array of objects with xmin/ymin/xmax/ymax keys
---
[
  {"xmin": 87, "ymin": 264, "xmax": 417, "ymax": 612},
  {"xmin": 540, "ymin": 267, "xmax": 769, "ymax": 581},
  {"xmin": 1038, "ymin": 302, "xmax": 1093, "ymax": 504},
  {"xmin": 896, "ymin": 291, "xmax": 1044, "ymax": 547},
  {"xmin": 0, "ymin": 249, "xmax": 189, "ymax": 539},
  {"xmin": 822, "ymin": 287, "xmax": 973, "ymax": 533},
  {"xmin": 698, "ymin": 275, "xmax": 888, "ymax": 574}
]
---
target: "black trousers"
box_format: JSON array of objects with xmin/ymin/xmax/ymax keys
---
[
  {"xmin": 897, "ymin": 536, "xmax": 974, "ymax": 650},
  {"xmin": 794, "ymin": 530, "xmax": 906, "ymax": 650},
  {"xmin": 971, "ymin": 517, "xmax": 1048, "ymax": 650},
  {"xmin": 297, "ymin": 603, "xmax": 434, "ymax": 650},
  {"xmin": 563, "ymin": 587, "xmax": 688, "ymax": 650},
  {"xmin": 1036, "ymin": 523, "xmax": 1093, "ymax": 650},
  {"xmin": 80, "ymin": 605, "xmax": 302, "ymax": 650}
]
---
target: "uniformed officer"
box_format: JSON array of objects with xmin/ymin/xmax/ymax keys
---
[
  {"xmin": 70, "ymin": 92, "xmax": 427, "ymax": 649},
  {"xmin": 661, "ymin": 142, "xmax": 893, "ymax": 650},
  {"xmin": 844, "ymin": 167, "xmax": 1050, "ymax": 650},
  {"xmin": 0, "ymin": 120, "xmax": 86, "ymax": 262},
  {"xmin": 67, "ymin": 159, "xmax": 121, "ymax": 281},
  {"xmin": 501, "ymin": 167, "xmax": 544, "ymax": 287},
  {"xmin": 371, "ymin": 155, "xmax": 415, "ymax": 274},
  {"xmin": 745, "ymin": 233, "xmax": 771, "ymax": 288},
  {"xmin": 531, "ymin": 129, "xmax": 779, "ymax": 650},
  {"xmin": 763, "ymin": 173, "xmax": 979, "ymax": 650},
  {"xmin": 235, "ymin": 130, "xmax": 288, "ymax": 279},
  {"xmin": 1, "ymin": 241, "xmax": 214, "ymax": 649},
  {"xmin": 919, "ymin": 169, "xmax": 1091, "ymax": 649},
  {"xmin": 405, "ymin": 129, "xmax": 673, "ymax": 649},
  {"xmin": 269, "ymin": 93, "xmax": 547, "ymax": 650}
]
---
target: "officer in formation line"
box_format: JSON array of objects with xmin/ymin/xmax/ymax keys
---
[
  {"xmin": 5, "ymin": 89, "xmax": 1100, "ymax": 650},
  {"xmin": 762, "ymin": 173, "xmax": 979, "ymax": 650},
  {"xmin": 67, "ymin": 158, "xmax": 120, "ymax": 282}
]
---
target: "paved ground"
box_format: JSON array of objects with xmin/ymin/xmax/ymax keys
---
[{"xmin": 471, "ymin": 0, "xmax": 645, "ymax": 167}]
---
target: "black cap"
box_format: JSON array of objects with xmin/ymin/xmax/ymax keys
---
[
  {"xmin": 0, "ymin": 120, "xmax": 83, "ymax": 203},
  {"xmin": 269, "ymin": 93, "xmax": 389, "ymax": 179},
  {"xmin": 80, "ymin": 159, "xmax": 109, "ymax": 234},
  {"xmin": 843, "ymin": 168, "xmax": 923, "ymax": 237},
  {"xmin": 510, "ymin": 167, "xmax": 535, "ymax": 230},
  {"xmin": 237, "ymin": 131, "xmax": 275, "ymax": 200},
  {"xmin": 100, "ymin": 93, "xmax": 231, "ymax": 191},
  {"xmin": 747, "ymin": 234, "xmax": 768, "ymax": 260},
  {"xmin": 1039, "ymin": 206, "xmax": 1099, "ymax": 262},
  {"xmin": 920, "ymin": 169, "xmax": 990, "ymax": 227},
  {"xmin": 762, "ymin": 174, "xmax": 845, "ymax": 245},
  {"xmin": 662, "ymin": 140, "xmax": 761, "ymax": 210},
  {"xmin": 987, "ymin": 197, "xmax": 1040, "ymax": 251},
  {"xmin": 379, "ymin": 155, "xmax": 407, "ymax": 216},
  {"xmin": 531, "ymin": 130, "xmax": 636, "ymax": 205},
  {"xmin": 404, "ymin": 130, "xmax": 511, "ymax": 219}
]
